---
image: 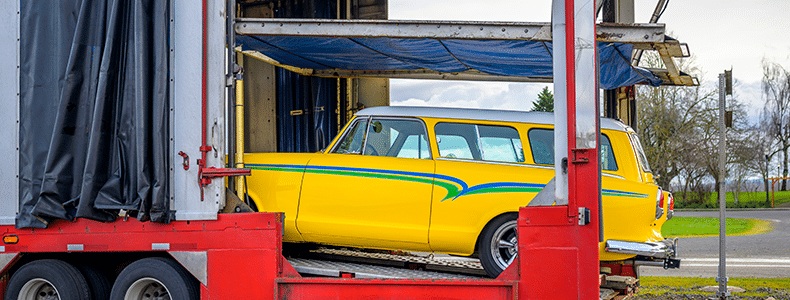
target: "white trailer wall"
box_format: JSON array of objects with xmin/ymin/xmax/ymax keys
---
[
  {"xmin": 0, "ymin": 1, "xmax": 19, "ymax": 225},
  {"xmin": 172, "ymin": 0, "xmax": 226, "ymax": 220}
]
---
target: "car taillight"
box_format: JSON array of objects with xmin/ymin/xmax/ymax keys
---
[{"xmin": 655, "ymin": 188, "xmax": 664, "ymax": 220}]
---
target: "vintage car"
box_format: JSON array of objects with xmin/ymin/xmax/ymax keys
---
[{"xmin": 244, "ymin": 106, "xmax": 677, "ymax": 277}]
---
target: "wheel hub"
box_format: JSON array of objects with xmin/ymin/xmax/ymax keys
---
[
  {"xmin": 18, "ymin": 279, "xmax": 59, "ymax": 300},
  {"xmin": 490, "ymin": 220, "xmax": 518, "ymax": 271},
  {"xmin": 125, "ymin": 278, "xmax": 171, "ymax": 300}
]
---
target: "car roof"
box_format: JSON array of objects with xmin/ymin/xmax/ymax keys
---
[{"xmin": 355, "ymin": 106, "xmax": 631, "ymax": 132}]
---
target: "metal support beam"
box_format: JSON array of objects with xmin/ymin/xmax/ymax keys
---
[
  {"xmin": 716, "ymin": 72, "xmax": 730, "ymax": 299},
  {"xmin": 236, "ymin": 18, "xmax": 665, "ymax": 44}
]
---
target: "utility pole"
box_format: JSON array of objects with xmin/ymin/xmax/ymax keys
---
[{"xmin": 716, "ymin": 70, "xmax": 732, "ymax": 299}]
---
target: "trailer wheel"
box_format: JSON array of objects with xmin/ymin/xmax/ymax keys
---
[
  {"xmin": 5, "ymin": 259, "xmax": 91, "ymax": 300},
  {"xmin": 478, "ymin": 213, "xmax": 518, "ymax": 278},
  {"xmin": 110, "ymin": 257, "xmax": 199, "ymax": 300},
  {"xmin": 77, "ymin": 265, "xmax": 111, "ymax": 300}
]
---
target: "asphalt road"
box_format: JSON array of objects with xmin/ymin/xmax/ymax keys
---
[{"xmin": 641, "ymin": 209, "xmax": 790, "ymax": 278}]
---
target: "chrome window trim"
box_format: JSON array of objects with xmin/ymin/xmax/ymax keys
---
[
  {"xmin": 356, "ymin": 106, "xmax": 630, "ymax": 132},
  {"xmin": 474, "ymin": 124, "xmax": 484, "ymax": 158},
  {"xmin": 525, "ymin": 163, "xmax": 625, "ymax": 179},
  {"xmin": 435, "ymin": 121, "xmax": 523, "ymax": 163},
  {"xmin": 435, "ymin": 157, "xmax": 531, "ymax": 168},
  {"xmin": 330, "ymin": 116, "xmax": 370, "ymax": 154},
  {"xmin": 358, "ymin": 116, "xmax": 432, "ymax": 159},
  {"xmin": 360, "ymin": 117, "xmax": 373, "ymax": 155}
]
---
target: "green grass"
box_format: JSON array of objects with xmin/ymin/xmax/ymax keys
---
[
  {"xmin": 661, "ymin": 217, "xmax": 772, "ymax": 237},
  {"xmin": 636, "ymin": 276, "xmax": 790, "ymax": 299},
  {"xmin": 673, "ymin": 190, "xmax": 790, "ymax": 209}
]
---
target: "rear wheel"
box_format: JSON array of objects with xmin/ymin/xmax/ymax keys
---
[
  {"xmin": 109, "ymin": 257, "xmax": 199, "ymax": 300},
  {"xmin": 478, "ymin": 213, "xmax": 518, "ymax": 278},
  {"xmin": 5, "ymin": 259, "xmax": 91, "ymax": 300},
  {"xmin": 77, "ymin": 264, "xmax": 111, "ymax": 300}
]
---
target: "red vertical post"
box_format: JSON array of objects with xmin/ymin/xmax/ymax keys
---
[{"xmin": 518, "ymin": 0, "xmax": 600, "ymax": 298}]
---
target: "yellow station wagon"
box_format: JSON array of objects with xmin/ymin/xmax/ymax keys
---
[{"xmin": 245, "ymin": 106, "xmax": 677, "ymax": 277}]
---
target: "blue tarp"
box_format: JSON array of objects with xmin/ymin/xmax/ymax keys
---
[{"xmin": 237, "ymin": 36, "xmax": 662, "ymax": 89}]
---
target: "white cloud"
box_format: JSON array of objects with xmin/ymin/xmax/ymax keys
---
[
  {"xmin": 388, "ymin": 0, "xmax": 790, "ymax": 122},
  {"xmin": 391, "ymin": 79, "xmax": 550, "ymax": 111},
  {"xmin": 735, "ymin": 80, "xmax": 764, "ymax": 120}
]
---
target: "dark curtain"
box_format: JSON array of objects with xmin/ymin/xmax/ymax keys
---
[
  {"xmin": 274, "ymin": 0, "xmax": 338, "ymax": 153},
  {"xmin": 18, "ymin": 0, "xmax": 170, "ymax": 228}
]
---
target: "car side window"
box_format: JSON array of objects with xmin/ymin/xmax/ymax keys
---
[
  {"xmin": 478, "ymin": 125, "xmax": 524, "ymax": 163},
  {"xmin": 527, "ymin": 128, "xmax": 618, "ymax": 171},
  {"xmin": 363, "ymin": 118, "xmax": 431, "ymax": 159},
  {"xmin": 332, "ymin": 118, "xmax": 368, "ymax": 154},
  {"xmin": 397, "ymin": 134, "xmax": 431, "ymax": 159},
  {"xmin": 435, "ymin": 122, "xmax": 524, "ymax": 163}
]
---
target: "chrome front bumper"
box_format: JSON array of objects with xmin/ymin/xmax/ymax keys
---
[{"xmin": 605, "ymin": 238, "xmax": 678, "ymax": 259}]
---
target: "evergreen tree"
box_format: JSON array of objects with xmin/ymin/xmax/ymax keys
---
[{"xmin": 532, "ymin": 87, "xmax": 554, "ymax": 112}]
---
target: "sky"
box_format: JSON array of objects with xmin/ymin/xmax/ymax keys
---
[{"xmin": 387, "ymin": 0, "xmax": 790, "ymax": 119}]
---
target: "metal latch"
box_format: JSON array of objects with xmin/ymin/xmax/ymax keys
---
[
  {"xmin": 578, "ymin": 207, "xmax": 590, "ymax": 225},
  {"xmin": 200, "ymin": 167, "xmax": 252, "ymax": 186},
  {"xmin": 177, "ymin": 151, "xmax": 189, "ymax": 170},
  {"xmin": 571, "ymin": 148, "xmax": 592, "ymax": 164}
]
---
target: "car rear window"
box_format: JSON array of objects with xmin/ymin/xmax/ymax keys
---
[
  {"xmin": 435, "ymin": 122, "xmax": 524, "ymax": 163},
  {"xmin": 527, "ymin": 128, "xmax": 618, "ymax": 171}
]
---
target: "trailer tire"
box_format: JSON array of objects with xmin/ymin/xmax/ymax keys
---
[
  {"xmin": 110, "ymin": 257, "xmax": 199, "ymax": 300},
  {"xmin": 5, "ymin": 259, "xmax": 91, "ymax": 300},
  {"xmin": 478, "ymin": 213, "xmax": 518, "ymax": 278},
  {"xmin": 77, "ymin": 264, "xmax": 111, "ymax": 300}
]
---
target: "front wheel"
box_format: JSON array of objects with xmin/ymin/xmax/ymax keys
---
[
  {"xmin": 110, "ymin": 257, "xmax": 199, "ymax": 300},
  {"xmin": 478, "ymin": 213, "xmax": 518, "ymax": 278}
]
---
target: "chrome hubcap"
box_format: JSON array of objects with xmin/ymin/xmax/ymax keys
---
[{"xmin": 490, "ymin": 220, "xmax": 518, "ymax": 271}]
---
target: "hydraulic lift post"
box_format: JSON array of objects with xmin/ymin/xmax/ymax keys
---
[{"xmin": 518, "ymin": 0, "xmax": 601, "ymax": 298}]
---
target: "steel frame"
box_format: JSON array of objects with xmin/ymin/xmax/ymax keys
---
[
  {"xmin": 235, "ymin": 18, "xmax": 696, "ymax": 86},
  {"xmin": 235, "ymin": 18, "xmax": 665, "ymax": 43}
]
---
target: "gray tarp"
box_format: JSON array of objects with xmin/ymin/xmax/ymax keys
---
[{"xmin": 18, "ymin": 0, "xmax": 170, "ymax": 228}]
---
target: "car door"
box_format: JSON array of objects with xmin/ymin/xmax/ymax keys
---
[
  {"xmin": 297, "ymin": 117, "xmax": 435, "ymax": 251},
  {"xmin": 428, "ymin": 121, "xmax": 543, "ymax": 255}
]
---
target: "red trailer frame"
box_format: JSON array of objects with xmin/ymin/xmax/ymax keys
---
[
  {"xmin": 0, "ymin": 0, "xmax": 612, "ymax": 298},
  {"xmin": 0, "ymin": 207, "xmax": 605, "ymax": 299}
]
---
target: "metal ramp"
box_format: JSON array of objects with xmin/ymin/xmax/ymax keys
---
[
  {"xmin": 287, "ymin": 258, "xmax": 483, "ymax": 279},
  {"xmin": 286, "ymin": 248, "xmax": 488, "ymax": 279}
]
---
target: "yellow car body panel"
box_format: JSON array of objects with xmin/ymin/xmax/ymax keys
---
[
  {"xmin": 297, "ymin": 154, "xmax": 434, "ymax": 251},
  {"xmin": 245, "ymin": 108, "xmax": 669, "ymax": 263},
  {"xmin": 244, "ymin": 153, "xmax": 314, "ymax": 243}
]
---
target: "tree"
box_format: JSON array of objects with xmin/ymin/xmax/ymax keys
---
[
  {"xmin": 762, "ymin": 59, "xmax": 790, "ymax": 191},
  {"xmin": 744, "ymin": 119, "xmax": 775, "ymax": 206},
  {"xmin": 532, "ymin": 87, "xmax": 554, "ymax": 112},
  {"xmin": 636, "ymin": 53, "xmax": 713, "ymax": 192}
]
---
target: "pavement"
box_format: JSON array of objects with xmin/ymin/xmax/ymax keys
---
[{"xmin": 641, "ymin": 209, "xmax": 790, "ymax": 278}]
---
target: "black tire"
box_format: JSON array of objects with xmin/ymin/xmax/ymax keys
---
[
  {"xmin": 77, "ymin": 264, "xmax": 112, "ymax": 300},
  {"xmin": 5, "ymin": 259, "xmax": 91, "ymax": 300},
  {"xmin": 245, "ymin": 194, "xmax": 259, "ymax": 212},
  {"xmin": 109, "ymin": 257, "xmax": 199, "ymax": 300},
  {"xmin": 478, "ymin": 213, "xmax": 518, "ymax": 278}
]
